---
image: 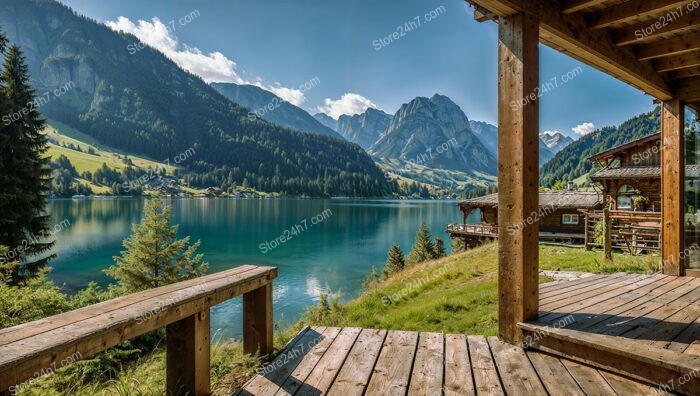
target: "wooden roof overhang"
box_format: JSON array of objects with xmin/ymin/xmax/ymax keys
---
[{"xmin": 466, "ymin": 0, "xmax": 700, "ymax": 110}]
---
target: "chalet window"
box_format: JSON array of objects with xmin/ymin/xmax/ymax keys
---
[
  {"xmin": 617, "ymin": 184, "xmax": 635, "ymax": 210},
  {"xmin": 562, "ymin": 214, "xmax": 579, "ymax": 225}
]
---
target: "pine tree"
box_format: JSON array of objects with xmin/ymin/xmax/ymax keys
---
[
  {"xmin": 433, "ymin": 237, "xmax": 446, "ymax": 259},
  {"xmin": 406, "ymin": 222, "xmax": 435, "ymax": 265},
  {"xmin": 0, "ymin": 42, "xmax": 54, "ymax": 283},
  {"xmin": 382, "ymin": 244, "xmax": 405, "ymax": 278},
  {"xmin": 105, "ymin": 196, "xmax": 208, "ymax": 293}
]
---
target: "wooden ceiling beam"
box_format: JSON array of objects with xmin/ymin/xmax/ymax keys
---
[
  {"xmin": 469, "ymin": 0, "xmax": 673, "ymax": 100},
  {"xmin": 612, "ymin": 11, "xmax": 700, "ymax": 46},
  {"xmin": 475, "ymin": 5, "xmax": 498, "ymax": 22},
  {"xmin": 670, "ymin": 66, "xmax": 700, "ymax": 80},
  {"xmin": 561, "ymin": 0, "xmax": 607, "ymax": 15},
  {"xmin": 588, "ymin": 0, "xmax": 690, "ymax": 30},
  {"xmin": 676, "ymin": 77, "xmax": 700, "ymax": 102},
  {"xmin": 465, "ymin": 0, "xmax": 520, "ymax": 17},
  {"xmin": 635, "ymin": 31, "xmax": 700, "ymax": 61},
  {"xmin": 654, "ymin": 51, "xmax": 700, "ymax": 73}
]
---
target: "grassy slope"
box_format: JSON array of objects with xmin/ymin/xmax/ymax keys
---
[
  {"xmin": 374, "ymin": 157, "xmax": 497, "ymax": 191},
  {"xmin": 19, "ymin": 243, "xmax": 654, "ymax": 395}
]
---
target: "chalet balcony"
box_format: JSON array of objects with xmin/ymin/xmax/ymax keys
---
[{"xmin": 446, "ymin": 223, "xmax": 499, "ymax": 237}]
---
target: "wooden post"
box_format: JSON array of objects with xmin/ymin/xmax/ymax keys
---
[
  {"xmin": 243, "ymin": 283, "xmax": 273, "ymax": 355},
  {"xmin": 603, "ymin": 208, "xmax": 612, "ymax": 261},
  {"xmin": 166, "ymin": 309, "xmax": 211, "ymax": 396},
  {"xmin": 661, "ymin": 99, "xmax": 685, "ymax": 276},
  {"xmin": 584, "ymin": 212, "xmax": 591, "ymax": 250},
  {"xmin": 497, "ymin": 11, "xmax": 540, "ymax": 344}
]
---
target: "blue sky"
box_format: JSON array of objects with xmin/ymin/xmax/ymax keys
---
[{"xmin": 58, "ymin": 0, "xmax": 656, "ymax": 139}]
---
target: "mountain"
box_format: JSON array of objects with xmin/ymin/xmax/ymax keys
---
[
  {"xmin": 469, "ymin": 120, "xmax": 498, "ymax": 155},
  {"xmin": 0, "ymin": 0, "xmax": 394, "ymax": 197},
  {"xmin": 540, "ymin": 108, "xmax": 661, "ymax": 187},
  {"xmin": 467, "ymin": 120, "xmax": 556, "ymax": 165},
  {"xmin": 313, "ymin": 113, "xmax": 338, "ymax": 131},
  {"xmin": 369, "ymin": 94, "xmax": 496, "ymax": 175},
  {"xmin": 210, "ymin": 83, "xmax": 342, "ymax": 139},
  {"xmin": 540, "ymin": 132, "xmax": 574, "ymax": 153},
  {"xmin": 337, "ymin": 108, "xmax": 391, "ymax": 150}
]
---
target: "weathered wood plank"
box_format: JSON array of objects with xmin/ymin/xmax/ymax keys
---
[
  {"xmin": 560, "ymin": 359, "xmax": 618, "ymax": 396},
  {"xmin": 589, "ymin": 0, "xmax": 691, "ymax": 30},
  {"xmin": 598, "ymin": 370, "xmax": 659, "ymax": 395},
  {"xmin": 444, "ymin": 334, "xmax": 475, "ymax": 396},
  {"xmin": 273, "ymin": 327, "xmax": 342, "ymax": 396},
  {"xmin": 295, "ymin": 327, "xmax": 362, "ymax": 394},
  {"xmin": 488, "ymin": 336, "xmax": 547, "ymax": 395},
  {"xmin": 236, "ymin": 326, "xmax": 321, "ymax": 396},
  {"xmin": 526, "ymin": 350, "xmax": 585, "ymax": 395},
  {"xmin": 407, "ymin": 332, "xmax": 444, "ymax": 395},
  {"xmin": 497, "ymin": 9, "xmax": 540, "ymax": 344},
  {"xmin": 328, "ymin": 328, "xmax": 386, "ymax": 396},
  {"xmin": 365, "ymin": 330, "xmax": 419, "ymax": 396},
  {"xmin": 467, "ymin": 335, "xmax": 504, "ymax": 396}
]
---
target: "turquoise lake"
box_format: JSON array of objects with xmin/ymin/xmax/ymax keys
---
[{"xmin": 47, "ymin": 198, "xmax": 477, "ymax": 339}]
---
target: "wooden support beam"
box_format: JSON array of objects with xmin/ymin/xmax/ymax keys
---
[
  {"xmin": 243, "ymin": 283, "xmax": 273, "ymax": 355},
  {"xmin": 588, "ymin": 0, "xmax": 690, "ymax": 30},
  {"xmin": 669, "ymin": 66, "xmax": 700, "ymax": 80},
  {"xmin": 613, "ymin": 11, "xmax": 700, "ymax": 46},
  {"xmin": 653, "ymin": 50, "xmax": 700, "ymax": 73},
  {"xmin": 661, "ymin": 99, "xmax": 685, "ymax": 276},
  {"xmin": 497, "ymin": 11, "xmax": 540, "ymax": 344},
  {"xmin": 467, "ymin": 0, "xmax": 520, "ymax": 17},
  {"xmin": 166, "ymin": 310, "xmax": 211, "ymax": 396},
  {"xmin": 677, "ymin": 76, "xmax": 700, "ymax": 103},
  {"xmin": 470, "ymin": 0, "xmax": 673, "ymax": 100},
  {"xmin": 561, "ymin": 0, "xmax": 606, "ymax": 15},
  {"xmin": 635, "ymin": 31, "xmax": 700, "ymax": 61},
  {"xmin": 475, "ymin": 5, "xmax": 498, "ymax": 23}
]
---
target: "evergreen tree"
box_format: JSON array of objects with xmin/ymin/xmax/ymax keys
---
[
  {"xmin": 433, "ymin": 237, "xmax": 446, "ymax": 259},
  {"xmin": 105, "ymin": 196, "xmax": 208, "ymax": 292},
  {"xmin": 0, "ymin": 41, "xmax": 54, "ymax": 282},
  {"xmin": 406, "ymin": 222, "xmax": 435, "ymax": 266},
  {"xmin": 382, "ymin": 244, "xmax": 405, "ymax": 278}
]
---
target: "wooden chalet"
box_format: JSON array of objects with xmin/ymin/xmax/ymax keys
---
[
  {"xmin": 1, "ymin": 1, "xmax": 700, "ymax": 395},
  {"xmin": 448, "ymin": 191, "xmax": 602, "ymax": 248}
]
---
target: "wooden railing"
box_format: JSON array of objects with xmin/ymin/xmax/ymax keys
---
[
  {"xmin": 583, "ymin": 209, "xmax": 662, "ymax": 255},
  {"xmin": 446, "ymin": 223, "xmax": 499, "ymax": 237},
  {"xmin": 0, "ymin": 265, "xmax": 277, "ymax": 396}
]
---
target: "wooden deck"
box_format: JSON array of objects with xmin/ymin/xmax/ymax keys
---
[
  {"xmin": 237, "ymin": 326, "xmax": 661, "ymax": 395},
  {"xmin": 520, "ymin": 273, "xmax": 700, "ymax": 394}
]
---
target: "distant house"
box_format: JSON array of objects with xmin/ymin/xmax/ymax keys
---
[
  {"xmin": 203, "ymin": 187, "xmax": 223, "ymax": 196},
  {"xmin": 447, "ymin": 191, "xmax": 602, "ymax": 249}
]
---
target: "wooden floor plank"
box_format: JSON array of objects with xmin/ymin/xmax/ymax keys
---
[
  {"xmin": 539, "ymin": 274, "xmax": 634, "ymax": 308},
  {"xmin": 326, "ymin": 328, "xmax": 386, "ymax": 396},
  {"xmin": 443, "ymin": 334, "xmax": 475, "ymax": 396},
  {"xmin": 407, "ymin": 332, "xmax": 444, "ymax": 396},
  {"xmin": 538, "ymin": 275, "xmax": 607, "ymax": 291},
  {"xmin": 272, "ymin": 327, "xmax": 342, "ymax": 396},
  {"xmin": 539, "ymin": 273, "xmax": 627, "ymax": 301},
  {"xmin": 526, "ymin": 350, "xmax": 585, "ymax": 395},
  {"xmin": 633, "ymin": 296, "xmax": 700, "ymax": 349},
  {"xmin": 598, "ymin": 370, "xmax": 660, "ymax": 396},
  {"xmin": 365, "ymin": 330, "xmax": 419, "ymax": 396},
  {"xmin": 236, "ymin": 326, "xmax": 320, "ymax": 396},
  {"xmin": 466, "ymin": 335, "xmax": 504, "ymax": 396},
  {"xmin": 487, "ymin": 336, "xmax": 547, "ymax": 396},
  {"xmin": 560, "ymin": 359, "xmax": 618, "ymax": 396},
  {"xmin": 295, "ymin": 327, "xmax": 362, "ymax": 395},
  {"xmin": 684, "ymin": 342, "xmax": 700, "ymax": 356}
]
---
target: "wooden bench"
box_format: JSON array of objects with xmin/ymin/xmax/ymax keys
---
[{"xmin": 0, "ymin": 265, "xmax": 277, "ymax": 396}]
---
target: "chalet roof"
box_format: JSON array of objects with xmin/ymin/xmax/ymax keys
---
[
  {"xmin": 587, "ymin": 133, "xmax": 660, "ymax": 162},
  {"xmin": 458, "ymin": 191, "xmax": 602, "ymax": 210},
  {"xmin": 591, "ymin": 165, "xmax": 700, "ymax": 180}
]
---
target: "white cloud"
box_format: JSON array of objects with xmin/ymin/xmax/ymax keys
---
[
  {"xmin": 572, "ymin": 122, "xmax": 596, "ymax": 136},
  {"xmin": 106, "ymin": 16, "xmax": 308, "ymax": 105},
  {"xmin": 318, "ymin": 93, "xmax": 378, "ymax": 119}
]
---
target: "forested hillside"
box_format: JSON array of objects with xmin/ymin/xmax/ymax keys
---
[
  {"xmin": 0, "ymin": 0, "xmax": 395, "ymax": 197},
  {"xmin": 539, "ymin": 108, "xmax": 660, "ymax": 187}
]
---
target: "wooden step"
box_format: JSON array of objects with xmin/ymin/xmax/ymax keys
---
[{"xmin": 517, "ymin": 322, "xmax": 700, "ymax": 395}]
